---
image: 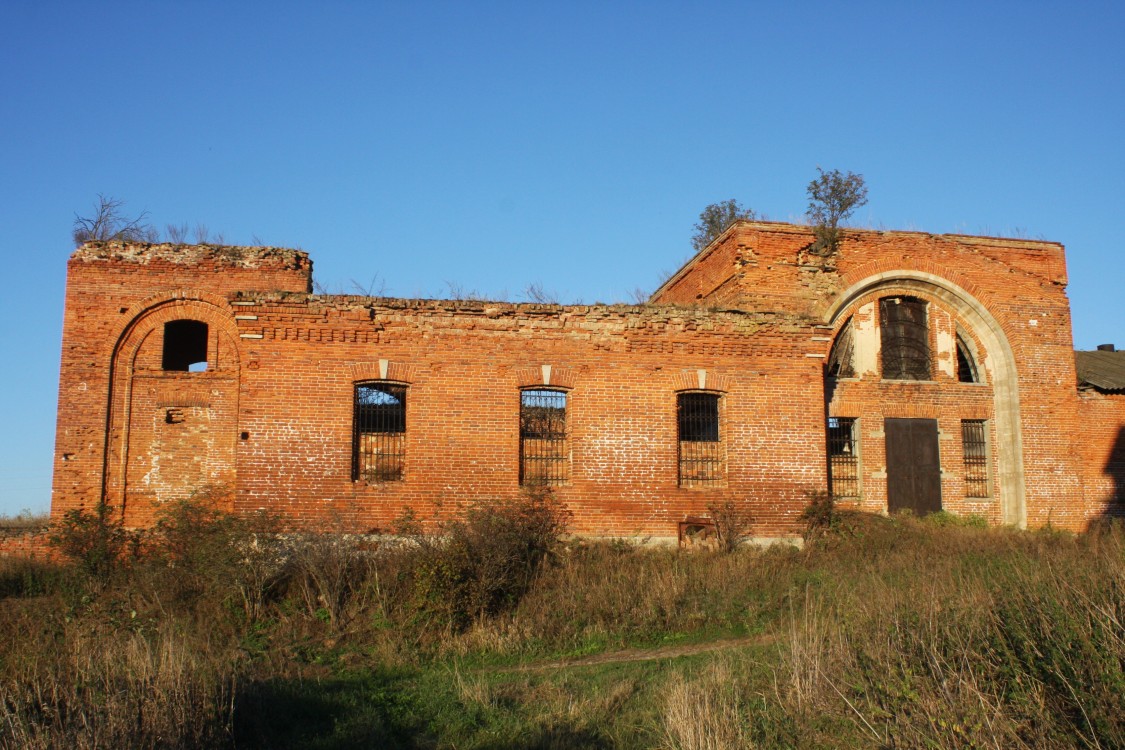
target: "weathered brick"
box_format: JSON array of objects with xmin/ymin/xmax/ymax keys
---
[{"xmin": 47, "ymin": 224, "xmax": 1123, "ymax": 540}]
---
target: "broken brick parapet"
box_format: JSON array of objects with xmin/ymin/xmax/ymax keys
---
[{"xmin": 73, "ymin": 241, "xmax": 311, "ymax": 272}]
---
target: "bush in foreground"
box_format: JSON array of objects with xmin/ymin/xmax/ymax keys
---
[{"xmin": 400, "ymin": 487, "xmax": 572, "ymax": 634}]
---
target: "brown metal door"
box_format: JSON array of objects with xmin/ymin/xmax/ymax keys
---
[{"xmin": 885, "ymin": 418, "xmax": 942, "ymax": 515}]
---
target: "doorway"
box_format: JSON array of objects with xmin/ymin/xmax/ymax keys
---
[{"xmin": 885, "ymin": 418, "xmax": 942, "ymax": 515}]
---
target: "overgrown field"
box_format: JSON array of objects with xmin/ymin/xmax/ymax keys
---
[{"xmin": 0, "ymin": 497, "xmax": 1122, "ymax": 749}]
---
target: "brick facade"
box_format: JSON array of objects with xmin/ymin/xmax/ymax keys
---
[
  {"xmin": 1077, "ymin": 390, "xmax": 1125, "ymax": 521},
  {"xmin": 48, "ymin": 222, "xmax": 1124, "ymax": 540}
]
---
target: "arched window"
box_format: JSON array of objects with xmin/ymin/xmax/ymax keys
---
[
  {"xmin": 162, "ymin": 320, "xmax": 208, "ymax": 371},
  {"xmin": 827, "ymin": 317, "xmax": 855, "ymax": 378},
  {"xmin": 880, "ymin": 297, "xmax": 930, "ymax": 380},
  {"xmin": 353, "ymin": 382, "xmax": 406, "ymax": 482},
  {"xmin": 956, "ymin": 333, "xmax": 980, "ymax": 383},
  {"xmin": 520, "ymin": 388, "xmax": 568, "ymax": 485},
  {"xmin": 677, "ymin": 392, "xmax": 723, "ymax": 486}
]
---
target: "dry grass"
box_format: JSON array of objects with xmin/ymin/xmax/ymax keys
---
[
  {"xmin": 0, "ymin": 501, "xmax": 1121, "ymax": 748},
  {"xmin": 0, "ymin": 626, "xmax": 235, "ymax": 749},
  {"xmin": 661, "ymin": 661, "xmax": 750, "ymax": 750},
  {"xmin": 0, "ymin": 510, "xmax": 49, "ymax": 530}
]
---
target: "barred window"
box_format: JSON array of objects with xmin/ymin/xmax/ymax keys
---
[
  {"xmin": 678, "ymin": 392, "xmax": 723, "ymax": 487},
  {"xmin": 880, "ymin": 297, "xmax": 930, "ymax": 380},
  {"xmin": 520, "ymin": 389, "xmax": 568, "ymax": 485},
  {"xmin": 962, "ymin": 419, "xmax": 989, "ymax": 498},
  {"xmin": 353, "ymin": 383, "xmax": 406, "ymax": 482},
  {"xmin": 827, "ymin": 417, "xmax": 860, "ymax": 498}
]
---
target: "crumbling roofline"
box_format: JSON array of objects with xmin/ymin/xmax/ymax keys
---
[
  {"xmin": 228, "ymin": 290, "xmax": 810, "ymax": 326},
  {"xmin": 72, "ymin": 240, "xmax": 310, "ymax": 267},
  {"xmin": 651, "ymin": 219, "xmax": 1065, "ymax": 301}
]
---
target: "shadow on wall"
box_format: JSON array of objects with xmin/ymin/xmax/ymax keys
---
[
  {"xmin": 1094, "ymin": 425, "xmax": 1125, "ymax": 528},
  {"xmin": 1109, "ymin": 426, "xmax": 1125, "ymax": 514}
]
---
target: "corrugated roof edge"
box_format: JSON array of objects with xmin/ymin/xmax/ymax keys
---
[{"xmin": 1075, "ymin": 350, "xmax": 1125, "ymax": 392}]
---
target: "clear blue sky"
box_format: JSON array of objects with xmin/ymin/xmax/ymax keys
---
[{"xmin": 2, "ymin": 1, "xmax": 1122, "ymax": 516}]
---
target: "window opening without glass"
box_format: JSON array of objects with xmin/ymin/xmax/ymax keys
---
[
  {"xmin": 162, "ymin": 320, "xmax": 208, "ymax": 372},
  {"xmin": 520, "ymin": 389, "xmax": 568, "ymax": 485},
  {"xmin": 678, "ymin": 392, "xmax": 723, "ymax": 486},
  {"xmin": 880, "ymin": 297, "xmax": 930, "ymax": 380},
  {"xmin": 956, "ymin": 334, "xmax": 979, "ymax": 383},
  {"xmin": 827, "ymin": 417, "xmax": 860, "ymax": 498},
  {"xmin": 353, "ymin": 383, "xmax": 406, "ymax": 482},
  {"xmin": 961, "ymin": 419, "xmax": 989, "ymax": 497},
  {"xmin": 827, "ymin": 317, "xmax": 855, "ymax": 378}
]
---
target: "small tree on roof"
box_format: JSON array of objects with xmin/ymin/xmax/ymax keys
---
[
  {"xmin": 806, "ymin": 168, "xmax": 868, "ymax": 255},
  {"xmin": 691, "ymin": 199, "xmax": 755, "ymax": 253}
]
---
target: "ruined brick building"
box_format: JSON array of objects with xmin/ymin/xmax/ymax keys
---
[{"xmin": 51, "ymin": 221, "xmax": 1125, "ymax": 539}]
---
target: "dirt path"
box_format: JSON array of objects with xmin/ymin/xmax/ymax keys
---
[{"xmin": 493, "ymin": 634, "xmax": 776, "ymax": 674}]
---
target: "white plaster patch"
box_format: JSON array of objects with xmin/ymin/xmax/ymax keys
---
[
  {"xmin": 854, "ymin": 302, "xmax": 879, "ymax": 376},
  {"xmin": 936, "ymin": 327, "xmax": 955, "ymax": 377}
]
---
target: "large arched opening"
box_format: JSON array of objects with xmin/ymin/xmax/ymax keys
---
[{"xmin": 823, "ymin": 271, "xmax": 1025, "ymax": 527}]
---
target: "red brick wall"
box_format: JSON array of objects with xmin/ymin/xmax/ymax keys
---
[
  {"xmin": 654, "ymin": 222, "xmax": 1099, "ymax": 530},
  {"xmin": 0, "ymin": 529, "xmax": 53, "ymax": 560},
  {"xmin": 50, "ymin": 226, "xmax": 1120, "ymax": 538},
  {"xmin": 1078, "ymin": 391, "xmax": 1125, "ymax": 522},
  {"xmin": 230, "ymin": 298, "xmax": 826, "ymax": 537},
  {"xmin": 51, "ymin": 243, "xmax": 311, "ymax": 522}
]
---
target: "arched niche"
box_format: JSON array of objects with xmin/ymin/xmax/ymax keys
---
[{"xmin": 103, "ymin": 297, "xmax": 243, "ymax": 524}]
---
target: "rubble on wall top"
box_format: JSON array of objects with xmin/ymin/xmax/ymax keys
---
[
  {"xmin": 230, "ymin": 290, "xmax": 810, "ymax": 329},
  {"xmin": 730, "ymin": 219, "xmax": 1062, "ymax": 248},
  {"xmin": 73, "ymin": 241, "xmax": 310, "ymax": 269}
]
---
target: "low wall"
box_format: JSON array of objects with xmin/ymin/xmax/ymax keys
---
[{"xmin": 0, "ymin": 527, "xmax": 54, "ymax": 559}]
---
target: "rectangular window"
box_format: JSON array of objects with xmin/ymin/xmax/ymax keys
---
[
  {"xmin": 520, "ymin": 389, "xmax": 568, "ymax": 485},
  {"xmin": 353, "ymin": 383, "xmax": 406, "ymax": 482},
  {"xmin": 880, "ymin": 297, "xmax": 930, "ymax": 380},
  {"xmin": 678, "ymin": 392, "xmax": 723, "ymax": 487},
  {"xmin": 163, "ymin": 319, "xmax": 208, "ymax": 371},
  {"xmin": 961, "ymin": 419, "xmax": 989, "ymax": 498},
  {"xmin": 827, "ymin": 417, "xmax": 860, "ymax": 498}
]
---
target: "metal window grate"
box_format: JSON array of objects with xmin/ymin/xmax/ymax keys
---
[
  {"xmin": 962, "ymin": 419, "xmax": 989, "ymax": 497},
  {"xmin": 353, "ymin": 383, "xmax": 406, "ymax": 482},
  {"xmin": 827, "ymin": 417, "xmax": 859, "ymax": 498},
  {"xmin": 520, "ymin": 389, "xmax": 568, "ymax": 485},
  {"xmin": 880, "ymin": 297, "xmax": 930, "ymax": 380},
  {"xmin": 678, "ymin": 392, "xmax": 723, "ymax": 486}
]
